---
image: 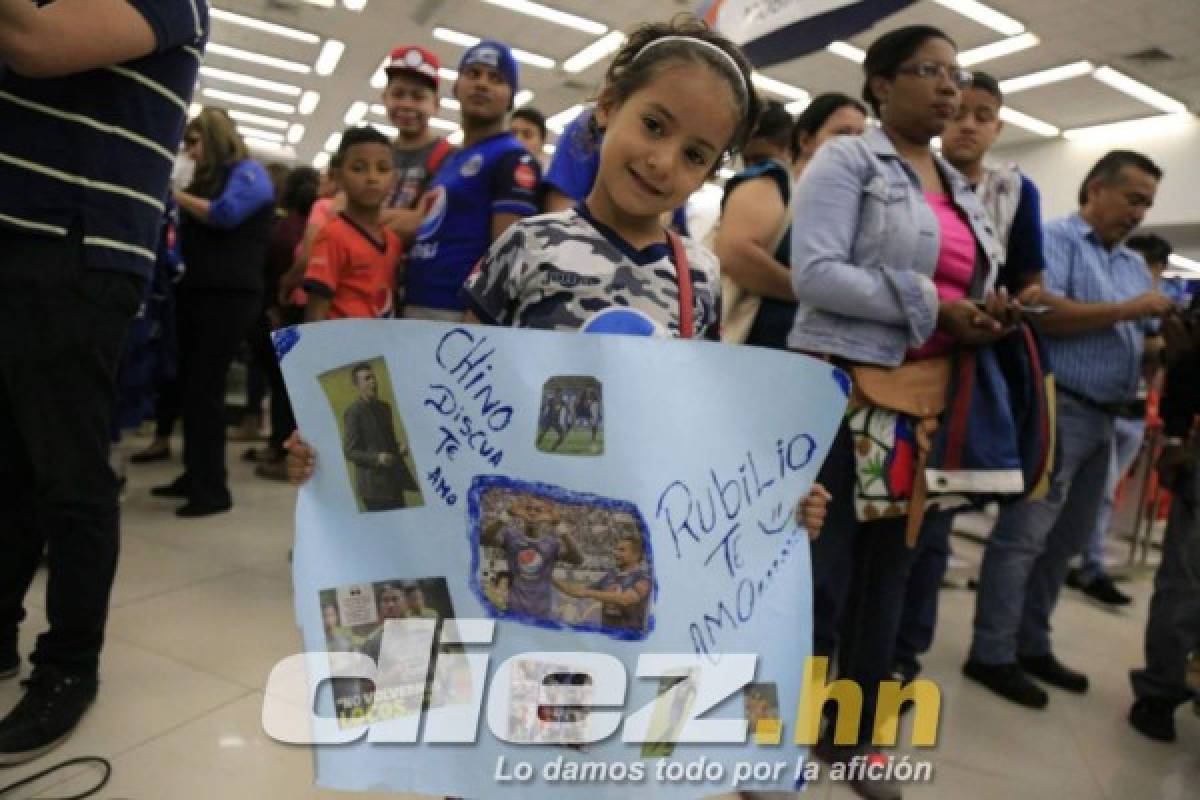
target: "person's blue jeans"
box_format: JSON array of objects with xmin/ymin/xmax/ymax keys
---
[
  {"xmin": 1078, "ymin": 414, "xmax": 1145, "ymax": 583},
  {"xmin": 894, "ymin": 513, "xmax": 953, "ymax": 678},
  {"xmin": 970, "ymin": 393, "xmax": 1115, "ymax": 664},
  {"xmin": 1130, "ymin": 445, "xmax": 1200, "ymax": 706}
]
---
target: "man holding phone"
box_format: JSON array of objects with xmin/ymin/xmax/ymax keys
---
[{"xmin": 966, "ymin": 149, "xmax": 1173, "ymax": 709}]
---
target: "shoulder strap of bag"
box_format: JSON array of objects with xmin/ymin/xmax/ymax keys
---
[
  {"xmin": 668, "ymin": 230, "xmax": 694, "ymax": 339},
  {"xmin": 424, "ymin": 138, "xmax": 455, "ymax": 180}
]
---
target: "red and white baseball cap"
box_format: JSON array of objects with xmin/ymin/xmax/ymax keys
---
[{"xmin": 384, "ymin": 46, "xmax": 441, "ymax": 89}]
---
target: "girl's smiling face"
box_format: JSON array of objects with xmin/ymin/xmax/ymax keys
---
[{"xmin": 592, "ymin": 61, "xmax": 739, "ymax": 226}]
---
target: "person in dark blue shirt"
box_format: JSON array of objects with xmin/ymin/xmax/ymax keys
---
[
  {"xmin": 0, "ymin": 0, "xmax": 207, "ymax": 765},
  {"xmin": 403, "ymin": 40, "xmax": 541, "ymax": 317},
  {"xmin": 541, "ymin": 106, "xmax": 690, "ymax": 235}
]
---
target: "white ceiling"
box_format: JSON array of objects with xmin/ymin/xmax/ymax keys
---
[{"xmin": 199, "ymin": 0, "xmax": 1199, "ymax": 164}]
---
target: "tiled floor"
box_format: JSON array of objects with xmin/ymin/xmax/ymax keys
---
[{"xmin": 2, "ymin": 436, "xmax": 1198, "ymax": 799}]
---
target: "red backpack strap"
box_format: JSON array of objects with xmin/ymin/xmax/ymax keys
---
[
  {"xmin": 667, "ymin": 230, "xmax": 694, "ymax": 339},
  {"xmin": 424, "ymin": 137, "xmax": 454, "ymax": 178}
]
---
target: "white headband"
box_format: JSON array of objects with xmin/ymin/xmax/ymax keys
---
[{"xmin": 632, "ymin": 35, "xmax": 748, "ymax": 99}]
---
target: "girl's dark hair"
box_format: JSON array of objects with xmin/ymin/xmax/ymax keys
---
[
  {"xmin": 861, "ymin": 25, "xmax": 956, "ymax": 116},
  {"xmin": 597, "ymin": 15, "xmax": 762, "ymax": 158},
  {"xmin": 791, "ymin": 92, "xmax": 867, "ymax": 158},
  {"xmin": 750, "ymin": 101, "xmax": 794, "ymax": 150},
  {"xmin": 281, "ymin": 166, "xmax": 320, "ymax": 217}
]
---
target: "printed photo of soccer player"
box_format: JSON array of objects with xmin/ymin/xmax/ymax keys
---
[
  {"xmin": 507, "ymin": 659, "xmax": 593, "ymax": 748},
  {"xmin": 535, "ymin": 376, "xmax": 604, "ymax": 456},
  {"xmin": 743, "ymin": 682, "xmax": 781, "ymax": 744},
  {"xmin": 471, "ymin": 476, "xmax": 655, "ymax": 639},
  {"xmin": 318, "ymin": 357, "xmax": 424, "ymax": 512},
  {"xmin": 317, "ymin": 576, "xmax": 467, "ymax": 728},
  {"xmin": 641, "ymin": 672, "xmax": 698, "ymax": 757}
]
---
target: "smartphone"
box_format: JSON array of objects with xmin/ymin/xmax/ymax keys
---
[{"xmin": 973, "ymin": 300, "xmax": 1052, "ymax": 315}]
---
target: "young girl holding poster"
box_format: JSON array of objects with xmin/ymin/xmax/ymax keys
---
[{"xmin": 287, "ymin": 19, "xmax": 830, "ymax": 527}]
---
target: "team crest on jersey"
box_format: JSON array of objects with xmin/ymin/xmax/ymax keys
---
[
  {"xmin": 514, "ymin": 161, "xmax": 537, "ymax": 190},
  {"xmin": 460, "ymin": 154, "xmax": 484, "ymax": 177}
]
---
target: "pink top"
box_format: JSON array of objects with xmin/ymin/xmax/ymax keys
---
[{"xmin": 909, "ymin": 191, "xmax": 975, "ymax": 359}]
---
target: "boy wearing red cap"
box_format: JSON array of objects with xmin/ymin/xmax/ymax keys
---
[{"xmin": 379, "ymin": 45, "xmax": 455, "ymax": 236}]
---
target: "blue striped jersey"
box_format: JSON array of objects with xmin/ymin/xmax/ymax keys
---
[{"xmin": 0, "ymin": 0, "xmax": 209, "ymax": 279}]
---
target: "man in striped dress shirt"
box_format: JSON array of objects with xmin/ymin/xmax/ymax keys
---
[
  {"xmin": 966, "ymin": 150, "xmax": 1175, "ymax": 710},
  {"xmin": 0, "ymin": 0, "xmax": 208, "ymax": 765}
]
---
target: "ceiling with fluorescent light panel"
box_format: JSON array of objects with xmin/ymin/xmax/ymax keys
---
[{"xmin": 198, "ymin": 0, "xmax": 1198, "ymax": 161}]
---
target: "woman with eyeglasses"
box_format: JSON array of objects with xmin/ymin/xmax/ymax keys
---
[
  {"xmin": 788, "ymin": 25, "xmax": 1022, "ymax": 799},
  {"xmin": 152, "ymin": 108, "xmax": 275, "ymax": 517}
]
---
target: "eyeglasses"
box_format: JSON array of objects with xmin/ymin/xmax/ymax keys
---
[{"xmin": 896, "ymin": 62, "xmax": 973, "ymax": 89}]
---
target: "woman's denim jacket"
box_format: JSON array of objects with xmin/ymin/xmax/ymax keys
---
[{"xmin": 786, "ymin": 126, "xmax": 1005, "ymax": 366}]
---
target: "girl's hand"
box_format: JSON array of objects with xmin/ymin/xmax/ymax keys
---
[
  {"xmin": 285, "ymin": 430, "xmax": 316, "ymax": 484},
  {"xmin": 796, "ymin": 483, "xmax": 833, "ymax": 540}
]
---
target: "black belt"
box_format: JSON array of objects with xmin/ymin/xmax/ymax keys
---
[{"xmin": 1059, "ymin": 385, "xmax": 1145, "ymax": 419}]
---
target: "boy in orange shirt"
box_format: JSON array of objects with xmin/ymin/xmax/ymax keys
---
[{"xmin": 304, "ymin": 127, "xmax": 402, "ymax": 321}]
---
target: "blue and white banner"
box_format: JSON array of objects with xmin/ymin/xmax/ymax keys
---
[
  {"xmin": 275, "ymin": 320, "xmax": 847, "ymax": 798},
  {"xmin": 700, "ymin": 0, "xmax": 918, "ymax": 67}
]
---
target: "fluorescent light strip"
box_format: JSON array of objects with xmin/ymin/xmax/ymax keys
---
[
  {"xmin": 752, "ymin": 73, "xmax": 808, "ymax": 101},
  {"xmin": 188, "ymin": 102, "xmax": 201, "ymax": 118},
  {"xmin": 343, "ymin": 0, "xmax": 368, "ymax": 10},
  {"xmin": 958, "ymin": 33, "xmax": 1039, "ymax": 67},
  {"xmin": 826, "ymin": 41, "xmax": 865, "ymax": 63},
  {"xmin": 315, "ymin": 39, "xmax": 345, "ymax": 77},
  {"xmin": 448, "ymin": 130, "xmax": 465, "ymax": 145},
  {"xmin": 934, "ymin": 0, "xmax": 1024, "ymax": 36},
  {"xmin": 428, "ymin": 117, "xmax": 460, "ymax": 131},
  {"xmin": 999, "ymin": 61, "xmax": 1093, "ymax": 94},
  {"xmin": 199, "ymin": 65, "xmax": 302, "ymax": 96},
  {"xmin": 206, "ymin": 42, "xmax": 311, "ymax": 74},
  {"xmin": 1092, "ymin": 66, "xmax": 1188, "ymax": 114},
  {"xmin": 717, "ymin": 167, "xmax": 736, "ymax": 181},
  {"xmin": 998, "ymin": 106, "xmax": 1059, "ymax": 137},
  {"xmin": 432, "ymin": 27, "xmax": 556, "ymax": 69},
  {"xmin": 373, "ymin": 122, "xmax": 399, "ymax": 138},
  {"xmin": 287, "ymin": 123, "xmax": 306, "ymax": 144},
  {"xmin": 785, "ymin": 99, "xmax": 810, "ymax": 114},
  {"xmin": 370, "ymin": 104, "xmax": 387, "ymax": 117},
  {"xmin": 370, "ymin": 58, "xmax": 389, "ymax": 90},
  {"xmin": 226, "ymin": 109, "xmax": 289, "ymax": 130},
  {"xmin": 344, "ymin": 101, "xmax": 369, "ymax": 125},
  {"xmin": 432, "ymin": 28, "xmax": 478, "ymax": 48},
  {"xmin": 1063, "ymin": 113, "xmax": 1194, "ymax": 142},
  {"xmin": 244, "ymin": 137, "xmax": 295, "ymax": 157},
  {"xmin": 201, "ymin": 88, "xmax": 296, "ymax": 114},
  {"xmin": 546, "ymin": 104, "xmax": 584, "ymax": 134},
  {"xmin": 514, "ymin": 89, "xmax": 534, "ymax": 108},
  {"xmin": 543, "ymin": 143, "xmax": 556, "ymax": 156},
  {"xmin": 324, "ymin": 132, "xmax": 342, "ymax": 152},
  {"xmin": 563, "ymin": 31, "xmax": 626, "ymax": 73},
  {"xmin": 298, "ymin": 90, "xmax": 320, "ymax": 115},
  {"xmin": 480, "ymin": 0, "xmax": 606, "ymax": 35},
  {"xmin": 210, "ymin": 8, "xmax": 319, "ymax": 43},
  {"xmin": 1168, "ymin": 254, "xmax": 1200, "ymax": 271},
  {"xmin": 441, "ymin": 97, "xmax": 461, "ymax": 111},
  {"xmin": 237, "ymin": 125, "xmax": 285, "ymax": 143},
  {"xmin": 439, "ymin": 68, "xmax": 459, "ymax": 82},
  {"xmin": 313, "ymin": 151, "xmax": 331, "ymax": 170}
]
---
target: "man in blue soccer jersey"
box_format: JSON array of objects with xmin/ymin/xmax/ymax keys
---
[
  {"xmin": 554, "ymin": 532, "xmax": 652, "ymax": 632},
  {"xmin": 482, "ymin": 494, "xmax": 583, "ymax": 619},
  {"xmin": 403, "ymin": 39, "xmax": 542, "ymax": 319}
]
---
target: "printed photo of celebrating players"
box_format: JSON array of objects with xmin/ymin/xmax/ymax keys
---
[{"xmin": 470, "ymin": 477, "xmax": 654, "ymax": 638}]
